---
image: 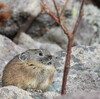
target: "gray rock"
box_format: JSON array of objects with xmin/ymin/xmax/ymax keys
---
[
  {"xmin": 0, "ymin": 34, "xmax": 25, "ymax": 87},
  {"xmin": 0, "ymin": 86, "xmax": 33, "ymax": 99},
  {"xmin": 51, "ymin": 45, "xmax": 100, "ymax": 93},
  {"xmin": 31, "ymin": 91, "xmax": 60, "ymax": 99},
  {"xmin": 28, "ymin": 0, "xmax": 99, "ymax": 49},
  {"xmin": 0, "ymin": 86, "xmax": 60, "ymax": 99},
  {"xmin": 1, "ymin": 0, "xmax": 41, "ymax": 16},
  {"xmin": 74, "ymin": 19, "xmax": 95, "ymax": 46},
  {"xmin": 73, "ymin": 2, "xmax": 100, "ymax": 45},
  {"xmin": 0, "ymin": 0, "xmax": 41, "ymax": 39},
  {"xmin": 17, "ymin": 32, "xmax": 62, "ymax": 54},
  {"xmin": 44, "ymin": 0, "xmax": 66, "ymax": 13},
  {"xmin": 17, "ymin": 32, "xmax": 40, "ymax": 49},
  {"xmin": 43, "ymin": 92, "xmax": 60, "ymax": 99},
  {"xmin": 55, "ymin": 91, "xmax": 100, "ymax": 99},
  {"xmin": 42, "ymin": 27, "xmax": 68, "ymax": 49},
  {"xmin": 0, "ymin": 34, "xmax": 100, "ymax": 98},
  {"xmin": 84, "ymin": 5, "xmax": 100, "ymax": 45},
  {"xmin": 36, "ymin": 18, "xmax": 94, "ymax": 50},
  {"xmin": 43, "ymin": 0, "xmax": 99, "ymax": 47},
  {"xmin": 0, "ymin": 34, "xmax": 60, "ymax": 99},
  {"xmin": 27, "ymin": 13, "xmax": 55, "ymax": 38},
  {"xmin": 0, "ymin": 12, "xmax": 31, "ymax": 39}
]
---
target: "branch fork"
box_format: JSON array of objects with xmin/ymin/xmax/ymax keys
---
[{"xmin": 41, "ymin": 0, "xmax": 85, "ymax": 95}]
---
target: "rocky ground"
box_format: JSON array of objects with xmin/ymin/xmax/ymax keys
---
[
  {"xmin": 0, "ymin": 34, "xmax": 100, "ymax": 99},
  {"xmin": 0, "ymin": 0, "xmax": 100, "ymax": 99}
]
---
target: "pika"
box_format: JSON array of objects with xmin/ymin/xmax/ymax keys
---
[{"xmin": 2, "ymin": 49, "xmax": 55, "ymax": 92}]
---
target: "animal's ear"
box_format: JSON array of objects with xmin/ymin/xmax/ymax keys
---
[{"xmin": 19, "ymin": 52, "xmax": 29, "ymax": 61}]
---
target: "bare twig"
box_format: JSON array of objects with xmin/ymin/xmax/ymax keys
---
[
  {"xmin": 60, "ymin": 0, "xmax": 69, "ymax": 17},
  {"xmin": 42, "ymin": 0, "xmax": 85, "ymax": 95},
  {"xmin": 52, "ymin": 0, "xmax": 61, "ymax": 23},
  {"xmin": 72, "ymin": 0, "xmax": 84, "ymax": 36},
  {"xmin": 41, "ymin": 0, "xmax": 59, "ymax": 24},
  {"xmin": 60, "ymin": 24, "xmax": 70, "ymax": 38},
  {"xmin": 61, "ymin": 37, "xmax": 73, "ymax": 94},
  {"xmin": 52, "ymin": 0, "xmax": 70, "ymax": 37},
  {"xmin": 41, "ymin": 0, "xmax": 70, "ymax": 37},
  {"xmin": 61, "ymin": 0, "xmax": 85, "ymax": 95}
]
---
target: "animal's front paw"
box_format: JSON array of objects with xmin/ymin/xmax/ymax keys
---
[
  {"xmin": 26, "ymin": 88, "xmax": 34, "ymax": 92},
  {"xmin": 34, "ymin": 89, "xmax": 43, "ymax": 93},
  {"xmin": 27, "ymin": 88, "xmax": 43, "ymax": 93}
]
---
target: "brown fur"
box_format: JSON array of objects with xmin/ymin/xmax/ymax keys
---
[{"xmin": 2, "ymin": 49, "xmax": 55, "ymax": 91}]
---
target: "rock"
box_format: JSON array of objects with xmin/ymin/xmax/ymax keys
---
[
  {"xmin": 83, "ymin": 4, "xmax": 100, "ymax": 45},
  {"xmin": 74, "ymin": 19, "xmax": 95, "ymax": 46},
  {"xmin": 0, "ymin": 86, "xmax": 33, "ymax": 99},
  {"xmin": 36, "ymin": 0, "xmax": 100, "ymax": 49},
  {"xmin": 17, "ymin": 32, "xmax": 40, "ymax": 49},
  {"xmin": 0, "ymin": 86, "xmax": 60, "ymax": 99},
  {"xmin": 0, "ymin": 0, "xmax": 41, "ymax": 39},
  {"xmin": 27, "ymin": 13, "xmax": 55, "ymax": 38},
  {"xmin": 0, "ymin": 11, "xmax": 32, "ymax": 39},
  {"xmin": 1, "ymin": 0, "xmax": 41, "ymax": 16},
  {"xmin": 43, "ymin": 92, "xmax": 60, "ymax": 99},
  {"xmin": 40, "ymin": 43, "xmax": 62, "ymax": 55},
  {"xmin": 55, "ymin": 91, "xmax": 100, "ymax": 99},
  {"xmin": 31, "ymin": 91, "xmax": 60, "ymax": 99},
  {"xmin": 41, "ymin": 26, "xmax": 68, "ymax": 49},
  {"xmin": 17, "ymin": 32, "xmax": 62, "ymax": 54},
  {"xmin": 0, "ymin": 34, "xmax": 60, "ymax": 99},
  {"xmin": 73, "ymin": 2, "xmax": 100, "ymax": 45},
  {"xmin": 0, "ymin": 34, "xmax": 25, "ymax": 87},
  {"xmin": 44, "ymin": 0, "xmax": 66, "ymax": 13},
  {"xmin": 36, "ymin": 18, "xmax": 94, "ymax": 50},
  {"xmin": 50, "ymin": 45, "xmax": 100, "ymax": 93},
  {"xmin": 0, "ymin": 33, "xmax": 100, "ymax": 98}
]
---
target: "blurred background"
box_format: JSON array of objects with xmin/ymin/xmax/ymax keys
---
[{"xmin": 0, "ymin": 0, "xmax": 100, "ymax": 54}]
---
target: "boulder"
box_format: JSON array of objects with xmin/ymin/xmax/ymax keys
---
[
  {"xmin": 50, "ymin": 45, "xmax": 100, "ymax": 93},
  {"xmin": 1, "ymin": 0, "xmax": 41, "ymax": 16},
  {"xmin": 17, "ymin": 32, "xmax": 62, "ymax": 54},
  {"xmin": 55, "ymin": 91, "xmax": 100, "ymax": 99},
  {"xmin": 0, "ymin": 34, "xmax": 25, "ymax": 87},
  {"xmin": 0, "ymin": 86, "xmax": 33, "ymax": 99}
]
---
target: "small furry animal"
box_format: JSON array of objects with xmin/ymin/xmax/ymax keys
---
[{"xmin": 2, "ymin": 49, "xmax": 55, "ymax": 92}]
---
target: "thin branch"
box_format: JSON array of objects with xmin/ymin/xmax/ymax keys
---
[
  {"xmin": 61, "ymin": 37, "xmax": 73, "ymax": 95},
  {"xmin": 52, "ymin": 0, "xmax": 70, "ymax": 37},
  {"xmin": 41, "ymin": 0, "xmax": 70, "ymax": 37},
  {"xmin": 41, "ymin": 0, "xmax": 59, "ymax": 24},
  {"xmin": 60, "ymin": 23, "xmax": 70, "ymax": 38},
  {"xmin": 60, "ymin": 0, "xmax": 69, "ymax": 17},
  {"xmin": 52, "ymin": 0, "xmax": 61, "ymax": 23},
  {"xmin": 61, "ymin": 0, "xmax": 86, "ymax": 95},
  {"xmin": 42, "ymin": 0, "xmax": 85, "ymax": 95},
  {"xmin": 72, "ymin": 0, "xmax": 85, "ymax": 36}
]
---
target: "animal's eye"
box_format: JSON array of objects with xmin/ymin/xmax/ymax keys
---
[{"xmin": 39, "ymin": 52, "xmax": 43, "ymax": 56}]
